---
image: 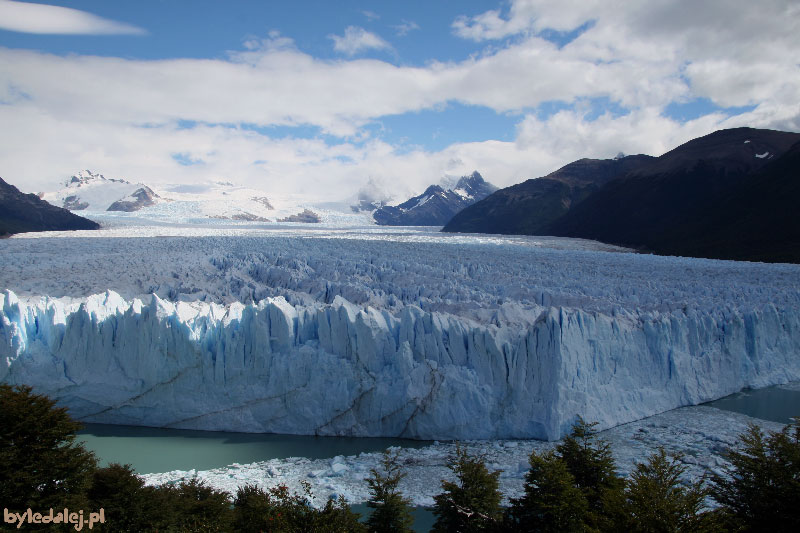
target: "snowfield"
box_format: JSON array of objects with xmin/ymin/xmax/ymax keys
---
[{"xmin": 1, "ymin": 224, "xmax": 799, "ymax": 441}]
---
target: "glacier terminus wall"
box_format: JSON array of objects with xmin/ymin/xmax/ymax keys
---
[{"xmin": 1, "ymin": 231, "xmax": 799, "ymax": 440}]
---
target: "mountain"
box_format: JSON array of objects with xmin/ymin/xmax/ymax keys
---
[
  {"xmin": 443, "ymin": 155, "xmax": 655, "ymax": 235},
  {"xmin": 42, "ymin": 170, "xmax": 160, "ymax": 212},
  {"xmin": 548, "ymin": 127, "xmax": 800, "ymax": 262},
  {"xmin": 444, "ymin": 127, "xmax": 800, "ymax": 263},
  {"xmin": 0, "ymin": 177, "xmax": 100, "ymax": 236},
  {"xmin": 373, "ymin": 171, "xmax": 497, "ymax": 226}
]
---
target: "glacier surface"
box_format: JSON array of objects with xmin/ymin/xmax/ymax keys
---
[{"xmin": 1, "ymin": 228, "xmax": 799, "ymax": 440}]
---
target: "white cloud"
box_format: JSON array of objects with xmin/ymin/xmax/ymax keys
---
[
  {"xmin": 452, "ymin": 0, "xmax": 800, "ymax": 114},
  {"xmin": 394, "ymin": 20, "xmax": 420, "ymax": 36},
  {"xmin": 0, "ymin": 1, "xmax": 798, "ymax": 202},
  {"xmin": 0, "ymin": 98, "xmax": 768, "ymax": 203},
  {"xmin": 329, "ymin": 26, "xmax": 392, "ymax": 56},
  {"xmin": 0, "ymin": 0, "xmax": 145, "ymax": 35},
  {"xmin": 361, "ymin": 10, "xmax": 380, "ymax": 21}
]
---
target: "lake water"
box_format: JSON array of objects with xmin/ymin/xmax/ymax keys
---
[
  {"xmin": 705, "ymin": 382, "xmax": 800, "ymax": 424},
  {"xmin": 75, "ymin": 424, "xmax": 439, "ymax": 532},
  {"xmin": 74, "ymin": 382, "xmax": 799, "ymax": 532},
  {"xmin": 76, "ymin": 423, "xmax": 431, "ymax": 474}
]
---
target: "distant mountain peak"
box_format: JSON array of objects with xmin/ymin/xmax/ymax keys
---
[
  {"xmin": 373, "ymin": 170, "xmax": 497, "ymax": 226},
  {"xmin": 454, "ymin": 170, "xmax": 486, "ymax": 189},
  {"xmin": 67, "ymin": 170, "xmax": 130, "ymax": 187}
]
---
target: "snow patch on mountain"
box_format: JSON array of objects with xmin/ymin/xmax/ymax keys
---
[
  {"xmin": 42, "ymin": 170, "xmax": 160, "ymax": 212},
  {"xmin": 41, "ymin": 173, "xmax": 373, "ymax": 226},
  {"xmin": 373, "ymin": 171, "xmax": 497, "ymax": 226}
]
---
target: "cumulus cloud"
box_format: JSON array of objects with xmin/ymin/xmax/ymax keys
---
[
  {"xmin": 0, "ymin": 0, "xmax": 145, "ymax": 35},
  {"xmin": 453, "ymin": 0, "xmax": 800, "ymax": 113},
  {"xmin": 329, "ymin": 26, "xmax": 392, "ymax": 56}
]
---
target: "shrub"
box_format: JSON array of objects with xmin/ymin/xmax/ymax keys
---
[{"xmin": 366, "ymin": 450, "xmax": 414, "ymax": 533}]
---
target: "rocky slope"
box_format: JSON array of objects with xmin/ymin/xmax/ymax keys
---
[
  {"xmin": 445, "ymin": 127, "xmax": 800, "ymax": 263},
  {"xmin": 443, "ymin": 155, "xmax": 654, "ymax": 235},
  {"xmin": 0, "ymin": 177, "xmax": 100, "ymax": 236},
  {"xmin": 549, "ymin": 128, "xmax": 800, "ymax": 262}
]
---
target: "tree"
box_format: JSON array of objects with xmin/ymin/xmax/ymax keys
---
[
  {"xmin": 172, "ymin": 478, "xmax": 234, "ymax": 532},
  {"xmin": 613, "ymin": 448, "xmax": 717, "ymax": 533},
  {"xmin": 87, "ymin": 463, "xmax": 165, "ymax": 532},
  {"xmin": 365, "ymin": 450, "xmax": 414, "ymax": 533},
  {"xmin": 312, "ymin": 495, "xmax": 368, "ymax": 533},
  {"xmin": 710, "ymin": 420, "xmax": 800, "ymax": 532},
  {"xmin": 234, "ymin": 483, "xmax": 280, "ymax": 532},
  {"xmin": 432, "ymin": 445, "xmax": 503, "ymax": 532},
  {"xmin": 506, "ymin": 449, "xmax": 588, "ymax": 533},
  {"xmin": 555, "ymin": 416, "xmax": 624, "ymax": 527},
  {"xmin": 0, "ymin": 384, "xmax": 97, "ymax": 515},
  {"xmin": 233, "ymin": 481, "xmax": 366, "ymax": 532}
]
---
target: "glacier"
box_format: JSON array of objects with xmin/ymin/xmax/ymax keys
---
[{"xmin": 2, "ymin": 229, "xmax": 799, "ymax": 440}]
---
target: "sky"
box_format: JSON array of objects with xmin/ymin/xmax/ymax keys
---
[{"xmin": 0, "ymin": 0, "xmax": 798, "ymax": 202}]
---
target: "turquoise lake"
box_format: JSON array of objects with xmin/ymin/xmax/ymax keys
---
[{"xmin": 75, "ymin": 382, "xmax": 799, "ymax": 533}]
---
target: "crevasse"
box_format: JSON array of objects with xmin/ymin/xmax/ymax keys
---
[{"xmin": 2, "ymin": 289, "xmax": 798, "ymax": 440}]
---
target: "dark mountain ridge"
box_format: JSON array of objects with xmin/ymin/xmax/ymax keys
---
[
  {"xmin": 442, "ymin": 155, "xmax": 654, "ymax": 235},
  {"xmin": 443, "ymin": 127, "xmax": 800, "ymax": 263},
  {"xmin": 0, "ymin": 177, "xmax": 100, "ymax": 236},
  {"xmin": 548, "ymin": 128, "xmax": 800, "ymax": 261}
]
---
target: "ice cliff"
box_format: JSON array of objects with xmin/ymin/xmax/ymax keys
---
[{"xmin": 3, "ymin": 287, "xmax": 799, "ymax": 440}]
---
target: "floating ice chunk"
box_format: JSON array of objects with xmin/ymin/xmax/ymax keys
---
[{"xmin": 755, "ymin": 151, "xmax": 769, "ymax": 158}]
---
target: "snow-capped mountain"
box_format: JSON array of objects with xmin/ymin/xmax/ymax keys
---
[
  {"xmin": 38, "ymin": 172, "xmax": 376, "ymax": 226},
  {"xmin": 42, "ymin": 170, "xmax": 161, "ymax": 212},
  {"xmin": 373, "ymin": 171, "xmax": 497, "ymax": 226}
]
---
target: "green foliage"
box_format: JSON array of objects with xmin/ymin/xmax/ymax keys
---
[
  {"xmin": 0, "ymin": 384, "xmax": 97, "ymax": 518},
  {"xmin": 710, "ymin": 420, "xmax": 800, "ymax": 532},
  {"xmin": 233, "ymin": 484, "xmax": 281, "ymax": 531},
  {"xmin": 171, "ymin": 478, "xmax": 234, "ymax": 532},
  {"xmin": 314, "ymin": 495, "xmax": 368, "ymax": 533},
  {"xmin": 609, "ymin": 448, "xmax": 717, "ymax": 533},
  {"xmin": 366, "ymin": 450, "xmax": 414, "ymax": 533},
  {"xmin": 233, "ymin": 481, "xmax": 366, "ymax": 532},
  {"xmin": 556, "ymin": 418, "xmax": 623, "ymax": 500},
  {"xmin": 506, "ymin": 449, "xmax": 589, "ymax": 533},
  {"xmin": 432, "ymin": 444, "xmax": 503, "ymax": 532},
  {"xmin": 87, "ymin": 463, "xmax": 171, "ymax": 532}
]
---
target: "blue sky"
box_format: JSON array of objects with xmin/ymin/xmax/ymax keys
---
[{"xmin": 0, "ymin": 0, "xmax": 798, "ymax": 200}]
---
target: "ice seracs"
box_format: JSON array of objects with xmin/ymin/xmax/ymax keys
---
[{"xmin": 1, "ymin": 231, "xmax": 799, "ymax": 440}]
